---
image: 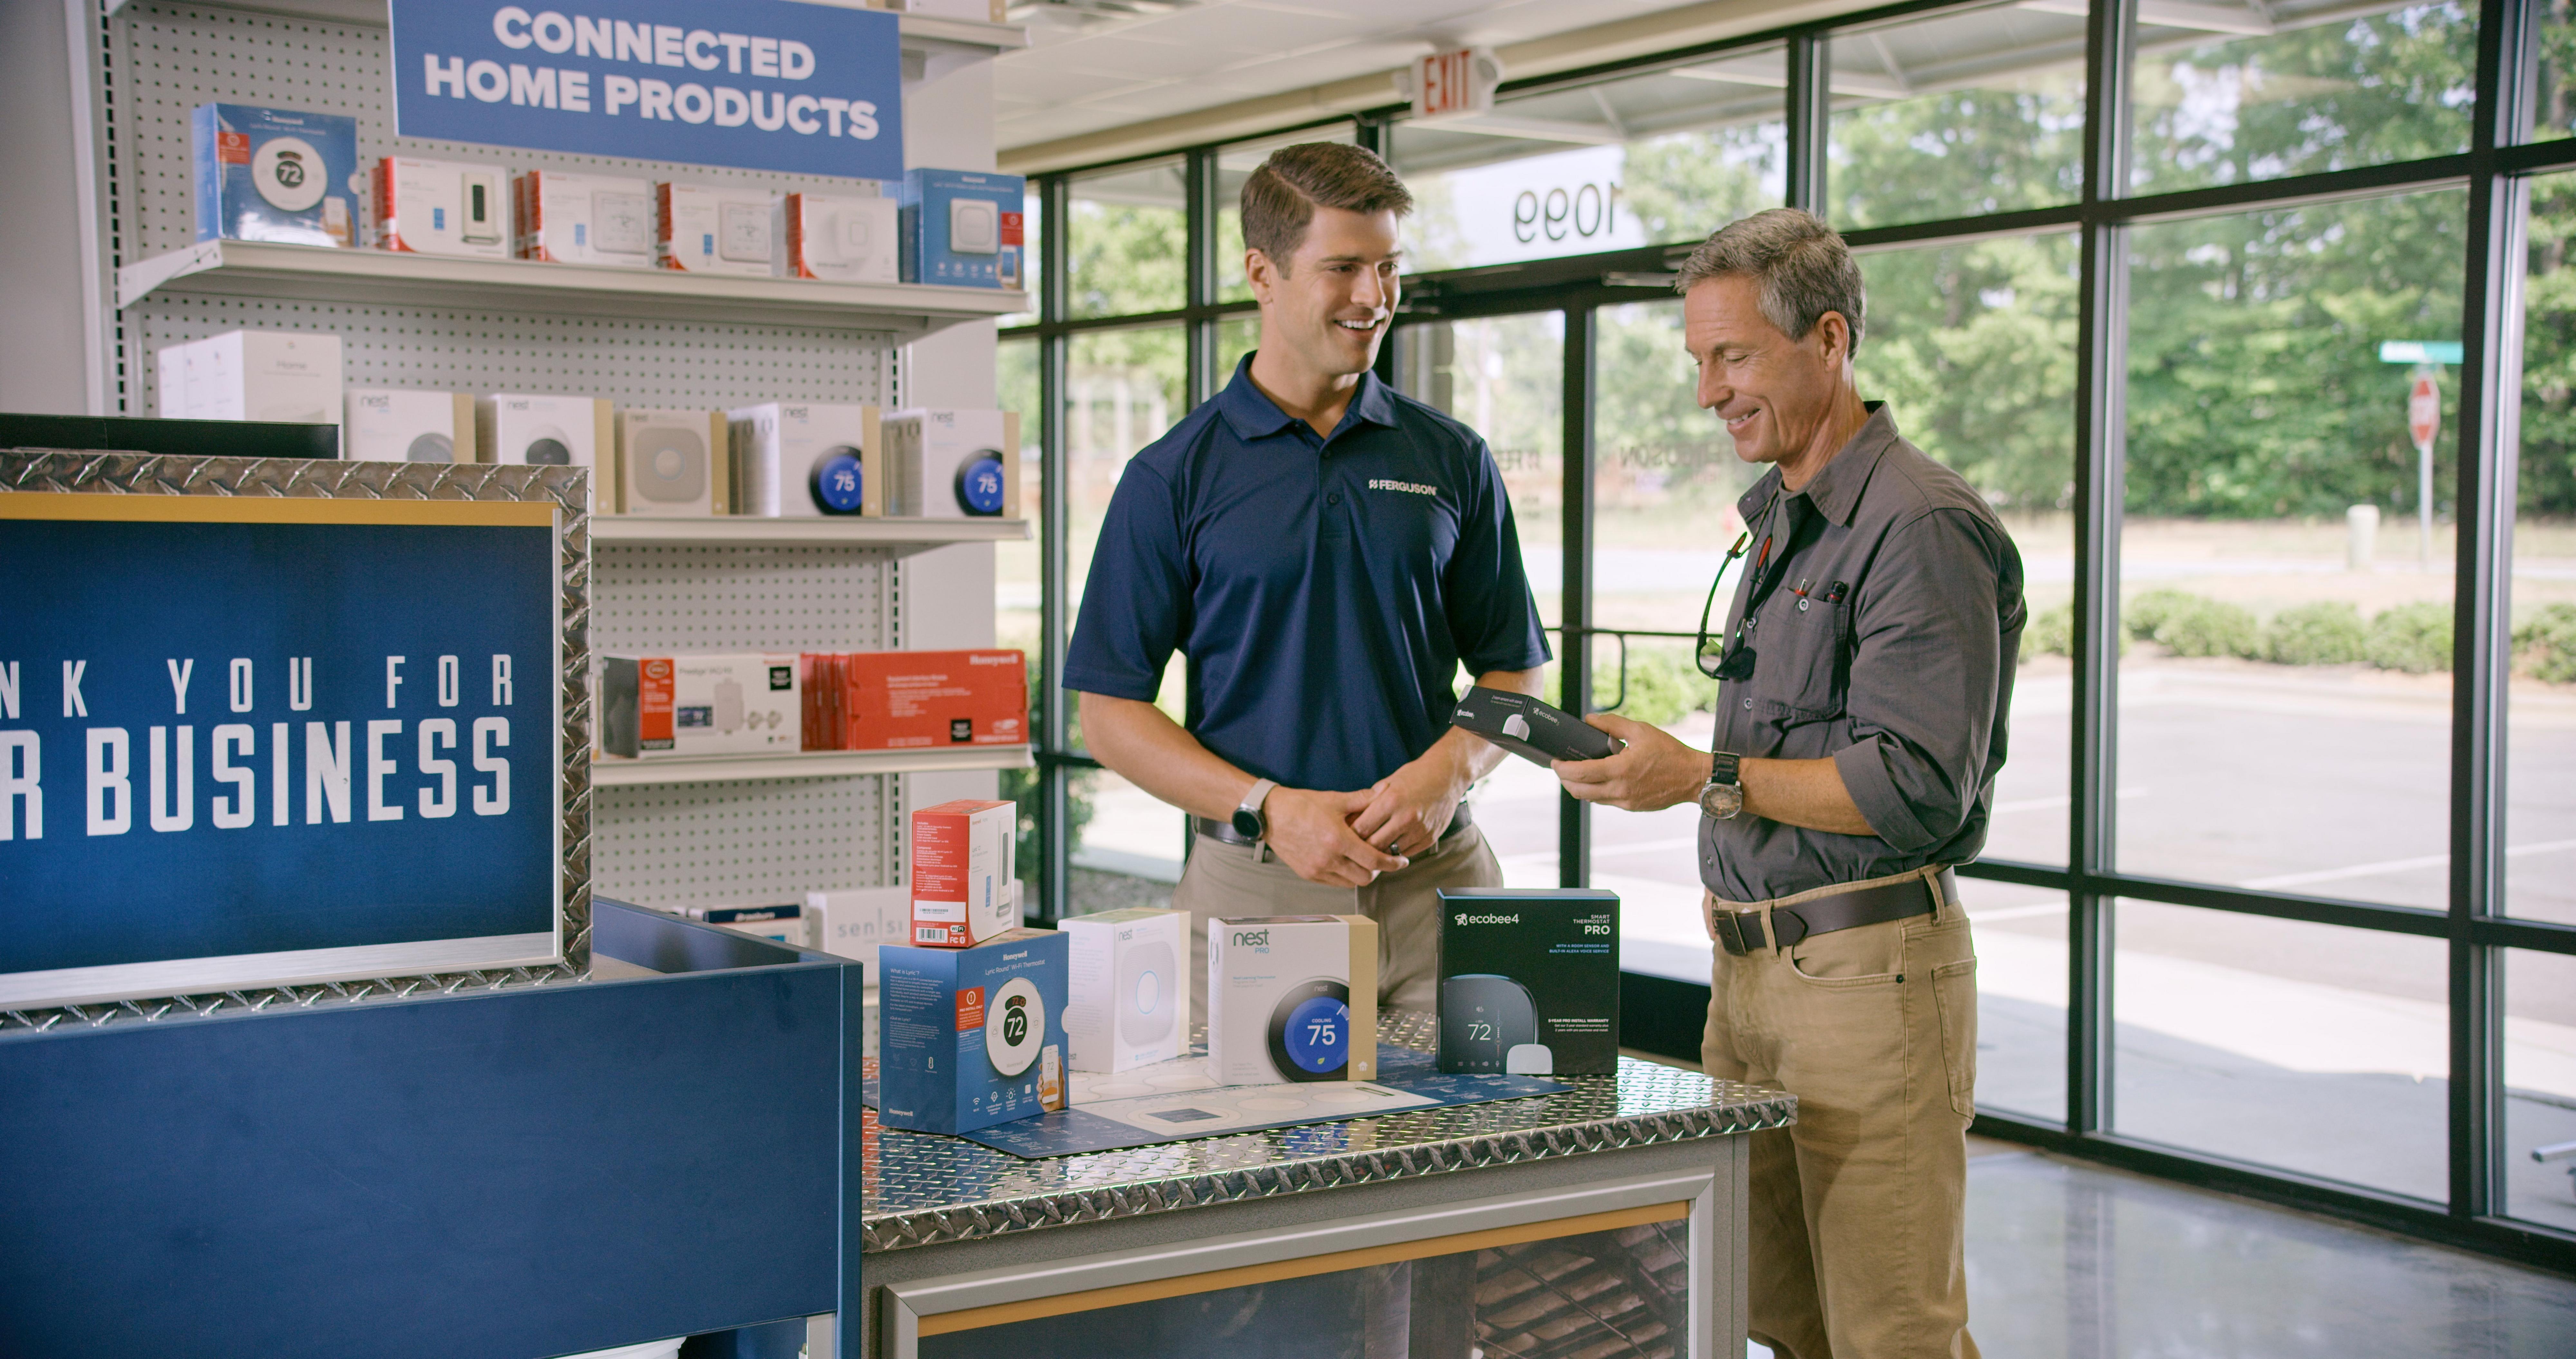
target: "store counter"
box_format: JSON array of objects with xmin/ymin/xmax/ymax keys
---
[{"xmin": 854, "ymin": 1012, "xmax": 1794, "ymax": 1358}]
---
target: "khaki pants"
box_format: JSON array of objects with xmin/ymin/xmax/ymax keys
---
[
  {"xmin": 1702, "ymin": 880, "xmax": 1982, "ymax": 1359},
  {"xmin": 1173, "ymin": 823, "xmax": 1501, "ymax": 1029}
]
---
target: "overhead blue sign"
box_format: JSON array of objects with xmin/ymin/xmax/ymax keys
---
[
  {"xmin": 389, "ymin": 0, "xmax": 903, "ymax": 182},
  {"xmin": 0, "ymin": 496, "xmax": 563, "ymax": 1010}
]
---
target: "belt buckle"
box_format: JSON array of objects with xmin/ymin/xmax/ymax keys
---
[{"xmin": 1713, "ymin": 909, "xmax": 1765, "ymax": 956}]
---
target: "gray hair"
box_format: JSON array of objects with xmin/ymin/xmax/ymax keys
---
[{"xmin": 1674, "ymin": 208, "xmax": 1866, "ymax": 357}]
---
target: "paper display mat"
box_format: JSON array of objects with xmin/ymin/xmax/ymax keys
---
[{"xmin": 862, "ymin": 1044, "xmax": 1569, "ymax": 1159}]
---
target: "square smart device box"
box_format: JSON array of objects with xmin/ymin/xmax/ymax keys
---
[
  {"xmin": 877, "ymin": 928, "xmax": 1068, "ymax": 1134},
  {"xmin": 1207, "ymin": 914, "xmax": 1377, "ymax": 1086},
  {"xmin": 1062, "ymin": 908, "xmax": 1186, "ymax": 1072},
  {"xmin": 1436, "ymin": 888, "xmax": 1621, "ymax": 1075}
]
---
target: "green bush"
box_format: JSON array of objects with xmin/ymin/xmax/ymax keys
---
[
  {"xmin": 2514, "ymin": 603, "xmax": 2576, "ymax": 684},
  {"xmin": 1542, "ymin": 647, "xmax": 1714, "ymax": 728},
  {"xmin": 2155, "ymin": 596, "xmax": 2262, "ymax": 659},
  {"xmin": 2365, "ymin": 601, "xmax": 2454, "ymax": 674},
  {"xmin": 2124, "ymin": 588, "xmax": 2200, "ymax": 641},
  {"xmin": 2022, "ymin": 601, "xmax": 2074, "ymax": 660},
  {"xmin": 2263, "ymin": 601, "xmax": 2368, "ymax": 666}
]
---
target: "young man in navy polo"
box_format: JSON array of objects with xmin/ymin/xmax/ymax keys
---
[{"xmin": 1064, "ymin": 142, "xmax": 1551, "ymax": 1025}]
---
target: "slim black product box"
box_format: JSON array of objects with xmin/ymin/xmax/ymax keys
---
[{"xmin": 1435, "ymin": 887, "xmax": 1620, "ymax": 1075}]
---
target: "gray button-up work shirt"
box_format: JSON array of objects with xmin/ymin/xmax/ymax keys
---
[{"xmin": 1700, "ymin": 404, "xmax": 2027, "ymax": 903}]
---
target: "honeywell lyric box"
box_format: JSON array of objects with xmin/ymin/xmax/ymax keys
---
[
  {"xmin": 191, "ymin": 103, "xmax": 359, "ymax": 248},
  {"xmin": 729, "ymin": 403, "xmax": 881, "ymax": 517},
  {"xmin": 883, "ymin": 409, "xmax": 1020, "ymax": 518},
  {"xmin": 615, "ymin": 409, "xmax": 730, "ymax": 516},
  {"xmin": 598, "ymin": 654, "xmax": 802, "ymax": 759},
  {"xmin": 1063, "ymin": 907, "xmax": 1187, "ymax": 1072},
  {"xmin": 345, "ymin": 389, "xmax": 476, "ymax": 463},
  {"xmin": 478, "ymin": 394, "xmax": 615, "ymax": 512},
  {"xmin": 156, "ymin": 331, "xmax": 344, "ymax": 439},
  {"xmin": 838, "ymin": 648, "xmax": 1027, "ymax": 750},
  {"xmin": 877, "ymin": 928, "xmax": 1068, "ymax": 1135},
  {"xmin": 909, "ymin": 799, "xmax": 1018, "ymax": 948},
  {"xmin": 774, "ymin": 192, "xmax": 899, "ymax": 283},
  {"xmin": 1208, "ymin": 915, "xmax": 1378, "ymax": 1086},
  {"xmin": 899, "ymin": 169, "xmax": 1024, "ymax": 288},
  {"xmin": 515, "ymin": 170, "xmax": 654, "ymax": 267},
  {"xmin": 1435, "ymin": 888, "xmax": 1620, "ymax": 1075},
  {"xmin": 657, "ymin": 183, "xmax": 773, "ymax": 275},
  {"xmin": 372, "ymin": 156, "xmax": 508, "ymax": 258}
]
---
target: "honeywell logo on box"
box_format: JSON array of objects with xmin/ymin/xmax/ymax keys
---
[
  {"xmin": 969, "ymin": 654, "xmax": 1016, "ymax": 666},
  {"xmin": 1453, "ymin": 913, "xmax": 1520, "ymax": 926}
]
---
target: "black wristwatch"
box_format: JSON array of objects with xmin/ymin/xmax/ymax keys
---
[
  {"xmin": 1699, "ymin": 752, "xmax": 1744, "ymax": 820},
  {"xmin": 1232, "ymin": 778, "xmax": 1277, "ymax": 840}
]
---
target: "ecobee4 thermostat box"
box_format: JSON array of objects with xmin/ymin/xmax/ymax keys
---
[
  {"xmin": 910, "ymin": 799, "xmax": 1018, "ymax": 948},
  {"xmin": 192, "ymin": 103, "xmax": 359, "ymax": 248},
  {"xmin": 1435, "ymin": 888, "xmax": 1621, "ymax": 1075},
  {"xmin": 616, "ymin": 409, "xmax": 730, "ymax": 516},
  {"xmin": 775, "ymin": 192, "xmax": 899, "ymax": 283},
  {"xmin": 372, "ymin": 157, "xmax": 508, "ymax": 258},
  {"xmin": 883, "ymin": 409, "xmax": 1020, "ymax": 518},
  {"xmin": 657, "ymin": 183, "xmax": 772, "ymax": 275},
  {"xmin": 900, "ymin": 169, "xmax": 1024, "ymax": 288},
  {"xmin": 877, "ymin": 928, "xmax": 1068, "ymax": 1135},
  {"xmin": 1208, "ymin": 914, "xmax": 1378, "ymax": 1086},
  {"xmin": 346, "ymin": 389, "xmax": 476, "ymax": 462},
  {"xmin": 1062, "ymin": 907, "xmax": 1186, "ymax": 1072},
  {"xmin": 478, "ymin": 394, "xmax": 616, "ymax": 512},
  {"xmin": 729, "ymin": 403, "xmax": 881, "ymax": 517},
  {"xmin": 598, "ymin": 654, "xmax": 802, "ymax": 759},
  {"xmin": 515, "ymin": 169, "xmax": 654, "ymax": 267}
]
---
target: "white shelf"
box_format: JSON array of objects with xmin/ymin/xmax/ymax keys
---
[
  {"xmin": 591, "ymin": 744, "xmax": 1030, "ymax": 787},
  {"xmin": 103, "ymin": 0, "xmax": 1028, "ymax": 56},
  {"xmin": 592, "ymin": 515, "xmax": 1029, "ymax": 550},
  {"xmin": 117, "ymin": 240, "xmax": 1029, "ymax": 334}
]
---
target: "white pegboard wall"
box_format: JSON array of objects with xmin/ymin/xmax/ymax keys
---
[
  {"xmin": 594, "ymin": 776, "xmax": 899, "ymax": 907},
  {"xmin": 592, "ymin": 545, "xmax": 895, "ymax": 654}
]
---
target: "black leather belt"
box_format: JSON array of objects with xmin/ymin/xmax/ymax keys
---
[
  {"xmin": 1193, "ymin": 802, "xmax": 1474, "ymax": 848},
  {"xmin": 1709, "ymin": 867, "xmax": 1954, "ymax": 956}
]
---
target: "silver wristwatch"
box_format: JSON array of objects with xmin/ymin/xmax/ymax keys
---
[
  {"xmin": 1698, "ymin": 751, "xmax": 1744, "ymax": 820},
  {"xmin": 1232, "ymin": 778, "xmax": 1278, "ymax": 840}
]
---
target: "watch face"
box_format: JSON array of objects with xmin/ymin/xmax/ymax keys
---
[
  {"xmin": 1231, "ymin": 806, "xmax": 1264, "ymax": 839},
  {"xmin": 1700, "ymin": 781, "xmax": 1744, "ymax": 820}
]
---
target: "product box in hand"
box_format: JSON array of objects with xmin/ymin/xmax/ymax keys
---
[
  {"xmin": 478, "ymin": 394, "xmax": 616, "ymax": 511},
  {"xmin": 729, "ymin": 403, "xmax": 880, "ymax": 517},
  {"xmin": 599, "ymin": 654, "xmax": 802, "ymax": 758},
  {"xmin": 803, "ymin": 649, "xmax": 1027, "ymax": 751},
  {"xmin": 1207, "ymin": 914, "xmax": 1378, "ymax": 1085},
  {"xmin": 774, "ymin": 192, "xmax": 899, "ymax": 283},
  {"xmin": 345, "ymin": 389, "xmax": 476, "ymax": 463},
  {"xmin": 615, "ymin": 409, "xmax": 729, "ymax": 515},
  {"xmin": 1435, "ymin": 888, "xmax": 1620, "ymax": 1075},
  {"xmin": 808, "ymin": 886, "xmax": 909, "ymax": 980},
  {"xmin": 515, "ymin": 169, "xmax": 654, "ymax": 266},
  {"xmin": 156, "ymin": 331, "xmax": 343, "ymax": 431},
  {"xmin": 192, "ymin": 103, "xmax": 359, "ymax": 248},
  {"xmin": 899, "ymin": 169, "xmax": 1024, "ymax": 288},
  {"xmin": 910, "ymin": 799, "xmax": 1018, "ymax": 948},
  {"xmin": 883, "ymin": 409, "xmax": 1019, "ymax": 518},
  {"xmin": 1063, "ymin": 907, "xmax": 1186, "ymax": 1072},
  {"xmin": 372, "ymin": 156, "xmax": 508, "ymax": 257},
  {"xmin": 877, "ymin": 928, "xmax": 1067, "ymax": 1134},
  {"xmin": 657, "ymin": 182, "xmax": 772, "ymax": 275}
]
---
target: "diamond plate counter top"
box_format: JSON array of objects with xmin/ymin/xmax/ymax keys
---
[{"xmin": 862, "ymin": 1010, "xmax": 1795, "ymax": 1253}]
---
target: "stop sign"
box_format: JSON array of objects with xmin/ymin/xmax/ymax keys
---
[{"xmin": 2409, "ymin": 376, "xmax": 2440, "ymax": 449}]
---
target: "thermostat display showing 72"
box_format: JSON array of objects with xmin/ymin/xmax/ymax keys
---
[{"xmin": 1513, "ymin": 182, "xmax": 1620, "ymax": 245}]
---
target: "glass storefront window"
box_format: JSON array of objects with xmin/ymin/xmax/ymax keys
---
[
  {"xmin": 1070, "ymin": 159, "xmax": 1188, "ymax": 319},
  {"xmin": 1826, "ymin": 5, "xmax": 2087, "ymax": 228},
  {"xmin": 2117, "ymin": 190, "xmax": 2466, "ymax": 907},
  {"xmin": 1386, "ymin": 48, "xmax": 1785, "ymax": 272},
  {"xmin": 2129, "ymin": 0, "xmax": 2477, "ymax": 193},
  {"xmin": 996, "ymin": 336, "xmax": 1043, "ymax": 656},
  {"xmin": 2511, "ymin": 169, "xmax": 2576, "ymax": 925},
  {"xmin": 1216, "ymin": 124, "xmax": 1356, "ymax": 303},
  {"xmin": 1000, "ymin": 187, "xmax": 1043, "ymax": 327},
  {"xmin": 2504, "ymin": 948, "xmax": 2576, "ymax": 1233}
]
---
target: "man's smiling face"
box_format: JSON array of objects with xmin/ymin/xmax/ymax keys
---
[
  {"xmin": 1684, "ymin": 273, "xmax": 1855, "ymax": 472},
  {"xmin": 1250, "ymin": 205, "xmax": 1402, "ymax": 379}
]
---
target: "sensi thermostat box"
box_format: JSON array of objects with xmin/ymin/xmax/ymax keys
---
[
  {"xmin": 837, "ymin": 649, "xmax": 1027, "ymax": 751},
  {"xmin": 1062, "ymin": 907, "xmax": 1186, "ymax": 1072},
  {"xmin": 598, "ymin": 654, "xmax": 802, "ymax": 759},
  {"xmin": 1207, "ymin": 914, "xmax": 1377, "ymax": 1086},
  {"xmin": 877, "ymin": 928, "xmax": 1067, "ymax": 1135},
  {"xmin": 1435, "ymin": 888, "xmax": 1621, "ymax": 1075},
  {"xmin": 910, "ymin": 798, "xmax": 1018, "ymax": 948}
]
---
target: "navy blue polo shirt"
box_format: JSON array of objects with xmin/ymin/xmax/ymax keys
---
[{"xmin": 1064, "ymin": 355, "xmax": 1551, "ymax": 794}]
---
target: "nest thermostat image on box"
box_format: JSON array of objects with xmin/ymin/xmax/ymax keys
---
[
  {"xmin": 1451, "ymin": 686, "xmax": 1623, "ymax": 767},
  {"xmin": 1437, "ymin": 888, "xmax": 1621, "ymax": 1074},
  {"xmin": 1207, "ymin": 914, "xmax": 1377, "ymax": 1086},
  {"xmin": 729, "ymin": 403, "xmax": 880, "ymax": 517},
  {"xmin": 883, "ymin": 409, "xmax": 1019, "ymax": 518}
]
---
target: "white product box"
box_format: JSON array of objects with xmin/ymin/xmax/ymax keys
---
[
  {"xmin": 1063, "ymin": 908, "xmax": 1187, "ymax": 1072},
  {"xmin": 668, "ymin": 903, "xmax": 810, "ymax": 948},
  {"xmin": 345, "ymin": 389, "xmax": 476, "ymax": 463},
  {"xmin": 616, "ymin": 409, "xmax": 729, "ymax": 516},
  {"xmin": 773, "ymin": 192, "xmax": 899, "ymax": 283},
  {"xmin": 1208, "ymin": 914, "xmax": 1378, "ymax": 1086},
  {"xmin": 372, "ymin": 157, "xmax": 509, "ymax": 258},
  {"xmin": 157, "ymin": 346, "xmax": 188, "ymax": 418},
  {"xmin": 155, "ymin": 331, "xmax": 344, "ymax": 440},
  {"xmin": 657, "ymin": 183, "xmax": 773, "ymax": 275},
  {"xmin": 882, "ymin": 408, "xmax": 1020, "ymax": 518},
  {"xmin": 807, "ymin": 886, "xmax": 910, "ymax": 981},
  {"xmin": 874, "ymin": 0, "xmax": 1007, "ymax": 20},
  {"xmin": 728, "ymin": 402, "xmax": 880, "ymax": 517},
  {"xmin": 515, "ymin": 169, "xmax": 654, "ymax": 267},
  {"xmin": 598, "ymin": 653, "xmax": 803, "ymax": 758},
  {"xmin": 910, "ymin": 799, "xmax": 1018, "ymax": 948},
  {"xmin": 478, "ymin": 394, "xmax": 617, "ymax": 512}
]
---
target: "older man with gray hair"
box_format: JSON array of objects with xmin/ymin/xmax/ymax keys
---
[{"xmin": 1554, "ymin": 208, "xmax": 2023, "ymax": 1358}]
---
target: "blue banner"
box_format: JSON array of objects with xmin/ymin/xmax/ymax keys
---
[
  {"xmin": 389, "ymin": 0, "xmax": 903, "ymax": 182},
  {"xmin": 0, "ymin": 500, "xmax": 559, "ymax": 986}
]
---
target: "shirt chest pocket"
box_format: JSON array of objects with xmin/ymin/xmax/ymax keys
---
[{"xmin": 1749, "ymin": 592, "xmax": 1850, "ymax": 723}]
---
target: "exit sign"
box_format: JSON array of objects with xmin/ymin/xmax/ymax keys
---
[{"xmin": 1410, "ymin": 48, "xmax": 1500, "ymax": 120}]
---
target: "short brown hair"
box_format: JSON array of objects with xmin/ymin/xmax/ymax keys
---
[
  {"xmin": 1240, "ymin": 142, "xmax": 1414, "ymax": 273},
  {"xmin": 1675, "ymin": 208, "xmax": 1867, "ymax": 357}
]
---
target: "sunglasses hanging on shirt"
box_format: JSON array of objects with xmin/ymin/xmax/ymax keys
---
[{"xmin": 1695, "ymin": 485, "xmax": 1785, "ymax": 682}]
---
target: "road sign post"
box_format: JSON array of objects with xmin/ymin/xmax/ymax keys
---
[{"xmin": 2408, "ymin": 372, "xmax": 2439, "ymax": 568}]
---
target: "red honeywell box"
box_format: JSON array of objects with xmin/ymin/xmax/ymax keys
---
[{"xmin": 840, "ymin": 649, "xmax": 1026, "ymax": 751}]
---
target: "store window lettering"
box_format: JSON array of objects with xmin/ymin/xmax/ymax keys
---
[{"xmin": 1513, "ymin": 182, "xmax": 1620, "ymax": 244}]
